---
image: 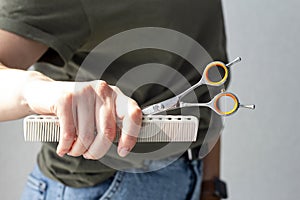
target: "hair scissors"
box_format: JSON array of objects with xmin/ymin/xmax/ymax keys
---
[{"xmin": 142, "ymin": 57, "xmax": 255, "ymax": 116}]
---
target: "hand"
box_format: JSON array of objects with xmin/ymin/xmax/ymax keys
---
[{"xmin": 24, "ymin": 78, "xmax": 142, "ymax": 159}]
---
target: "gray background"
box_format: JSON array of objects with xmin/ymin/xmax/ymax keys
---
[
  {"xmin": 0, "ymin": 0, "xmax": 300, "ymax": 199},
  {"xmin": 221, "ymin": 0, "xmax": 300, "ymax": 199}
]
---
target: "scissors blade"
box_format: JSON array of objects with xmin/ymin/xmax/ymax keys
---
[{"xmin": 142, "ymin": 96, "xmax": 180, "ymax": 115}]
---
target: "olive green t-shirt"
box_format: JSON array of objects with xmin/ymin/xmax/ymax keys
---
[{"xmin": 0, "ymin": 0, "xmax": 228, "ymax": 187}]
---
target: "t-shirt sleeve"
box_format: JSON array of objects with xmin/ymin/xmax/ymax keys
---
[{"xmin": 0, "ymin": 0, "xmax": 90, "ymax": 64}]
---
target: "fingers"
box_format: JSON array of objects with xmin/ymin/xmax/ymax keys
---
[
  {"xmin": 54, "ymin": 81, "xmax": 142, "ymax": 159},
  {"xmin": 83, "ymin": 87, "xmax": 117, "ymax": 159},
  {"xmin": 116, "ymin": 95, "xmax": 142, "ymax": 157},
  {"xmin": 67, "ymin": 86, "xmax": 95, "ymax": 157},
  {"xmin": 83, "ymin": 81, "xmax": 117, "ymax": 159},
  {"xmin": 56, "ymin": 93, "xmax": 77, "ymax": 157}
]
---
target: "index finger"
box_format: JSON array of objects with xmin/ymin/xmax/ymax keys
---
[
  {"xmin": 56, "ymin": 93, "xmax": 77, "ymax": 157},
  {"xmin": 116, "ymin": 97, "xmax": 142, "ymax": 157}
]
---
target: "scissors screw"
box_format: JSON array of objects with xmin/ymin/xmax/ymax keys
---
[
  {"xmin": 158, "ymin": 104, "xmax": 165, "ymax": 109},
  {"xmin": 153, "ymin": 104, "xmax": 164, "ymax": 112}
]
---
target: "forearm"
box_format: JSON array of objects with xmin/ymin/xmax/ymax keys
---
[
  {"xmin": 202, "ymin": 138, "xmax": 220, "ymax": 180},
  {"xmin": 0, "ymin": 64, "xmax": 53, "ymax": 121},
  {"xmin": 200, "ymin": 139, "xmax": 222, "ymax": 200}
]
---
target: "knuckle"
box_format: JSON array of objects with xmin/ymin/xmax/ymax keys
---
[
  {"xmin": 129, "ymin": 107, "xmax": 142, "ymax": 122},
  {"xmin": 53, "ymin": 93, "xmax": 73, "ymax": 114},
  {"xmin": 110, "ymin": 85, "xmax": 120, "ymax": 94},
  {"xmin": 102, "ymin": 129, "xmax": 116, "ymax": 141},
  {"xmin": 61, "ymin": 92, "xmax": 73, "ymax": 103},
  {"xmin": 97, "ymin": 81, "xmax": 113, "ymax": 96},
  {"xmin": 98, "ymin": 80, "xmax": 108, "ymax": 87},
  {"xmin": 81, "ymin": 85, "xmax": 94, "ymax": 96},
  {"xmin": 98, "ymin": 81, "xmax": 108, "ymax": 91},
  {"xmin": 80, "ymin": 133, "xmax": 95, "ymax": 144},
  {"xmin": 62, "ymin": 131, "xmax": 75, "ymax": 141}
]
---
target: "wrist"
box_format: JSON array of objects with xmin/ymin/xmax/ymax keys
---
[
  {"xmin": 201, "ymin": 178, "xmax": 228, "ymax": 200},
  {"xmin": 23, "ymin": 71, "xmax": 59, "ymax": 114}
]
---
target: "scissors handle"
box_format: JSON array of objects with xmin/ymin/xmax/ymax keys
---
[
  {"xmin": 202, "ymin": 57, "xmax": 241, "ymax": 86},
  {"xmin": 177, "ymin": 57, "xmax": 241, "ymax": 100},
  {"xmin": 142, "ymin": 57, "xmax": 243, "ymax": 115},
  {"xmin": 180, "ymin": 92, "xmax": 255, "ymax": 116},
  {"xmin": 203, "ymin": 61, "xmax": 229, "ymax": 86},
  {"xmin": 226, "ymin": 57, "xmax": 242, "ymax": 67}
]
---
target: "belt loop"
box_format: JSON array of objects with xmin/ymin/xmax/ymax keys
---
[
  {"xmin": 39, "ymin": 181, "xmax": 47, "ymax": 192},
  {"xmin": 187, "ymin": 148, "xmax": 193, "ymax": 160}
]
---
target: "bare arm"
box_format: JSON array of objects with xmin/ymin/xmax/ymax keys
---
[
  {"xmin": 0, "ymin": 29, "xmax": 48, "ymax": 69},
  {"xmin": 202, "ymin": 139, "xmax": 220, "ymax": 180},
  {"xmin": 0, "ymin": 29, "xmax": 48, "ymax": 120},
  {"xmin": 0, "ymin": 65, "xmax": 52, "ymax": 120},
  {"xmin": 200, "ymin": 139, "xmax": 221, "ymax": 200}
]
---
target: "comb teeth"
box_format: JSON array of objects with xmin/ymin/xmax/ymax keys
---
[
  {"xmin": 24, "ymin": 115, "xmax": 199, "ymax": 142},
  {"xmin": 24, "ymin": 116, "xmax": 60, "ymax": 142}
]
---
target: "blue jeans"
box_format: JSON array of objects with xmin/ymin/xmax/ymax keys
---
[{"xmin": 21, "ymin": 157, "xmax": 203, "ymax": 200}]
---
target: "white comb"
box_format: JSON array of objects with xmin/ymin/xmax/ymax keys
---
[{"xmin": 23, "ymin": 115, "xmax": 199, "ymax": 142}]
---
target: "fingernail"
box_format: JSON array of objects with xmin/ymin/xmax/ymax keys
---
[
  {"xmin": 83, "ymin": 152, "xmax": 92, "ymax": 160},
  {"xmin": 118, "ymin": 147, "xmax": 130, "ymax": 157},
  {"xmin": 57, "ymin": 152, "xmax": 65, "ymax": 157}
]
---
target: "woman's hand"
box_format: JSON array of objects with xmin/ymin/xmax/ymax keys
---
[{"xmin": 24, "ymin": 78, "xmax": 142, "ymax": 159}]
